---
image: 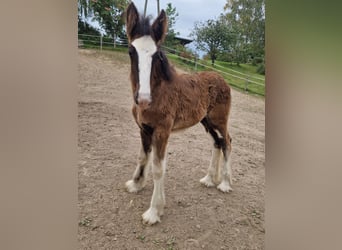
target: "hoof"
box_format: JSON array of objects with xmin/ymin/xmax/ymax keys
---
[
  {"xmin": 142, "ymin": 207, "xmax": 161, "ymax": 225},
  {"xmin": 200, "ymin": 175, "xmax": 215, "ymax": 187},
  {"xmin": 217, "ymin": 181, "xmax": 233, "ymax": 193},
  {"xmin": 125, "ymin": 180, "xmax": 142, "ymax": 193}
]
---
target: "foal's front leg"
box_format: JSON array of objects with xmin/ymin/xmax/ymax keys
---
[
  {"xmin": 142, "ymin": 129, "xmax": 169, "ymax": 225},
  {"xmin": 126, "ymin": 127, "xmax": 152, "ymax": 193}
]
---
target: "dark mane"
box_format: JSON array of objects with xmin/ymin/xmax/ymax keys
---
[
  {"xmin": 131, "ymin": 16, "xmax": 151, "ymax": 38},
  {"xmin": 152, "ymin": 50, "xmax": 175, "ymax": 82}
]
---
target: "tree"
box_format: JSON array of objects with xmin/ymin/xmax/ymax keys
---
[
  {"xmin": 217, "ymin": 14, "xmax": 247, "ymax": 65},
  {"xmin": 191, "ymin": 19, "xmax": 232, "ymax": 65},
  {"xmin": 164, "ymin": 2, "xmax": 180, "ymax": 48},
  {"xmin": 78, "ymin": 0, "xmax": 129, "ymax": 39},
  {"xmin": 78, "ymin": 0, "xmax": 90, "ymax": 20},
  {"xmin": 90, "ymin": 0, "xmax": 129, "ymax": 39},
  {"xmin": 78, "ymin": 18, "xmax": 101, "ymax": 36},
  {"xmin": 224, "ymin": 0, "xmax": 265, "ymax": 59},
  {"xmin": 78, "ymin": 0, "xmax": 91, "ymax": 31}
]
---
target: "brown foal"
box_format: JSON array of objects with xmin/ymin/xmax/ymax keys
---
[{"xmin": 125, "ymin": 3, "xmax": 233, "ymax": 225}]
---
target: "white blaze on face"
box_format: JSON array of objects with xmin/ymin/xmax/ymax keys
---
[{"xmin": 132, "ymin": 35, "xmax": 157, "ymax": 102}]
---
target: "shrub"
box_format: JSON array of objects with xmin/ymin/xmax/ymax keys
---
[
  {"xmin": 257, "ymin": 63, "xmax": 265, "ymax": 75},
  {"xmin": 180, "ymin": 51, "xmax": 193, "ymax": 64},
  {"xmin": 252, "ymin": 56, "xmax": 263, "ymax": 66},
  {"xmin": 217, "ymin": 52, "xmax": 234, "ymax": 63}
]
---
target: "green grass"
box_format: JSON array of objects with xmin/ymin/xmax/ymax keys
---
[
  {"xmin": 167, "ymin": 53, "xmax": 265, "ymax": 96},
  {"xmin": 215, "ymin": 61, "xmax": 265, "ymax": 81}
]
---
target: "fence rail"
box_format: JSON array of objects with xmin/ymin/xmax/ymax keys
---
[
  {"xmin": 78, "ymin": 33, "xmax": 128, "ymax": 50},
  {"xmin": 162, "ymin": 45, "xmax": 264, "ymax": 84},
  {"xmin": 161, "ymin": 45, "xmax": 265, "ymax": 95},
  {"xmin": 78, "ymin": 33, "xmax": 265, "ymax": 95}
]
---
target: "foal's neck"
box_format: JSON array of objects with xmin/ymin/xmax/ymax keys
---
[{"xmin": 153, "ymin": 50, "xmax": 174, "ymax": 83}]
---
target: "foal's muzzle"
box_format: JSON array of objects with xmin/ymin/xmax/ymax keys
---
[{"xmin": 134, "ymin": 91, "xmax": 151, "ymax": 106}]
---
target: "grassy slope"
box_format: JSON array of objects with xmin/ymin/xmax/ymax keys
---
[{"xmin": 167, "ymin": 54, "xmax": 265, "ymax": 96}]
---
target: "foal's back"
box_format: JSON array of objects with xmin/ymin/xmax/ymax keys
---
[{"xmin": 170, "ymin": 70, "xmax": 231, "ymax": 131}]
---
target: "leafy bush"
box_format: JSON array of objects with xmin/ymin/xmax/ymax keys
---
[
  {"xmin": 257, "ymin": 63, "xmax": 265, "ymax": 75},
  {"xmin": 180, "ymin": 50, "xmax": 195, "ymax": 64},
  {"xmin": 252, "ymin": 57, "xmax": 263, "ymax": 66},
  {"xmin": 217, "ymin": 52, "xmax": 234, "ymax": 63}
]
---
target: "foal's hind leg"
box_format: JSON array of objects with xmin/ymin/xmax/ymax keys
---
[
  {"xmin": 200, "ymin": 117, "xmax": 223, "ymax": 187},
  {"xmin": 217, "ymin": 133, "xmax": 233, "ymax": 193},
  {"xmin": 200, "ymin": 116, "xmax": 233, "ymax": 192},
  {"xmin": 126, "ymin": 125, "xmax": 153, "ymax": 193},
  {"xmin": 200, "ymin": 145, "xmax": 221, "ymax": 187}
]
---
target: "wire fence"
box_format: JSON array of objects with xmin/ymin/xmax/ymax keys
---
[
  {"xmin": 161, "ymin": 45, "xmax": 265, "ymax": 95},
  {"xmin": 78, "ymin": 34, "xmax": 128, "ymax": 49},
  {"xmin": 162, "ymin": 45, "xmax": 264, "ymax": 85},
  {"xmin": 78, "ymin": 33, "xmax": 265, "ymax": 96}
]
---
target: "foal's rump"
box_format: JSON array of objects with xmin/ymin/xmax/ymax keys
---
[
  {"xmin": 198, "ymin": 71, "xmax": 231, "ymax": 107},
  {"xmin": 199, "ymin": 71, "xmax": 231, "ymax": 125}
]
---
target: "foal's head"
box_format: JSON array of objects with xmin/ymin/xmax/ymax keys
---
[{"xmin": 126, "ymin": 3, "xmax": 169, "ymax": 105}]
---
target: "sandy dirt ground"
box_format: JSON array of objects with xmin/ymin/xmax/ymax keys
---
[{"xmin": 78, "ymin": 49, "xmax": 265, "ymax": 250}]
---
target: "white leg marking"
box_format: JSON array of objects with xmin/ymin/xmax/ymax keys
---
[
  {"xmin": 200, "ymin": 174, "xmax": 215, "ymax": 187},
  {"xmin": 217, "ymin": 180, "xmax": 233, "ymax": 193},
  {"xmin": 125, "ymin": 179, "xmax": 142, "ymax": 193},
  {"xmin": 142, "ymin": 154, "xmax": 166, "ymax": 225},
  {"xmin": 142, "ymin": 178, "xmax": 164, "ymax": 224},
  {"xmin": 126, "ymin": 147, "xmax": 151, "ymax": 193},
  {"xmin": 217, "ymin": 150, "xmax": 233, "ymax": 193},
  {"xmin": 142, "ymin": 207, "xmax": 160, "ymax": 224},
  {"xmin": 200, "ymin": 147, "xmax": 221, "ymax": 187}
]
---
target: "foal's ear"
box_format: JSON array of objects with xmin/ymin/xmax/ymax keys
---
[
  {"xmin": 126, "ymin": 2, "xmax": 139, "ymax": 42},
  {"xmin": 152, "ymin": 10, "xmax": 168, "ymax": 45}
]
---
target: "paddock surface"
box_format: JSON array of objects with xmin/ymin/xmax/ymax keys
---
[{"xmin": 78, "ymin": 49, "xmax": 265, "ymax": 250}]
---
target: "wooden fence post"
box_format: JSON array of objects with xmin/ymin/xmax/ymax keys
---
[
  {"xmin": 245, "ymin": 75, "xmax": 250, "ymax": 92},
  {"xmin": 113, "ymin": 33, "xmax": 116, "ymax": 48},
  {"xmin": 194, "ymin": 56, "xmax": 198, "ymax": 71},
  {"xmin": 100, "ymin": 35, "xmax": 103, "ymax": 51}
]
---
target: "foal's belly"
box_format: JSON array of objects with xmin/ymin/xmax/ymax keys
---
[
  {"xmin": 172, "ymin": 108, "xmax": 206, "ymax": 131},
  {"xmin": 172, "ymin": 119, "xmax": 201, "ymax": 131},
  {"xmin": 132, "ymin": 100, "xmax": 207, "ymax": 131}
]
